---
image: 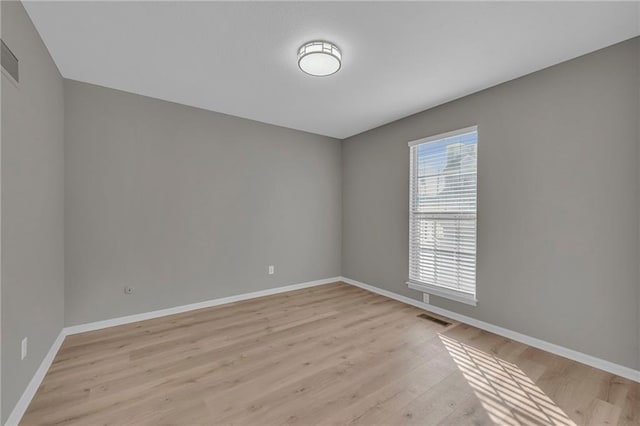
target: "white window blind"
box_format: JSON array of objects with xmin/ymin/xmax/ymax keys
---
[{"xmin": 407, "ymin": 126, "xmax": 477, "ymax": 305}]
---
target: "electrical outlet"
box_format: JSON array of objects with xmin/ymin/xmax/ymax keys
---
[
  {"xmin": 268, "ymin": 265, "xmax": 275, "ymax": 275},
  {"xmin": 124, "ymin": 286, "xmax": 134, "ymax": 295},
  {"xmin": 21, "ymin": 337, "xmax": 28, "ymax": 360},
  {"xmin": 423, "ymin": 293, "xmax": 430, "ymax": 304}
]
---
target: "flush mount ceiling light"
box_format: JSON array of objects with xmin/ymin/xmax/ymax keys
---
[{"xmin": 297, "ymin": 41, "xmax": 341, "ymax": 77}]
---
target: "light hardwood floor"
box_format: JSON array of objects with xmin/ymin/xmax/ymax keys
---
[{"xmin": 21, "ymin": 282, "xmax": 640, "ymax": 425}]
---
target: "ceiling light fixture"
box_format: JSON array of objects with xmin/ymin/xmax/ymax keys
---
[{"xmin": 297, "ymin": 41, "xmax": 341, "ymax": 77}]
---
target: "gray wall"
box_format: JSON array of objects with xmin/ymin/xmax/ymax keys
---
[
  {"xmin": 342, "ymin": 38, "xmax": 640, "ymax": 370},
  {"xmin": 1, "ymin": 7, "xmax": 638, "ymax": 423},
  {"xmin": 1, "ymin": 1, "xmax": 65, "ymax": 422},
  {"xmin": 64, "ymin": 80, "xmax": 341, "ymax": 326}
]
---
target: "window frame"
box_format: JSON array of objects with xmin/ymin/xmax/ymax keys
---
[{"xmin": 406, "ymin": 125, "xmax": 478, "ymax": 306}]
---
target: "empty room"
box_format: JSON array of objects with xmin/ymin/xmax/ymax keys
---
[{"xmin": 1, "ymin": 1, "xmax": 639, "ymax": 425}]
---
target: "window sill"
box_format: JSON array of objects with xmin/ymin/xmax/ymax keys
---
[{"xmin": 406, "ymin": 281, "xmax": 477, "ymax": 306}]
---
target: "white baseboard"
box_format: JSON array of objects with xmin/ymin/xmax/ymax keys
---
[
  {"xmin": 6, "ymin": 274, "xmax": 637, "ymax": 426},
  {"xmin": 4, "ymin": 276, "xmax": 340, "ymax": 426},
  {"xmin": 5, "ymin": 330, "xmax": 66, "ymax": 426},
  {"xmin": 64, "ymin": 277, "xmax": 341, "ymax": 335},
  {"xmin": 339, "ymin": 276, "xmax": 640, "ymax": 383}
]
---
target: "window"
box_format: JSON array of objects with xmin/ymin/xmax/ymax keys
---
[{"xmin": 407, "ymin": 126, "xmax": 477, "ymax": 305}]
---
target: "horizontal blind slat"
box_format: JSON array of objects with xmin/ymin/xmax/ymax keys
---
[{"xmin": 409, "ymin": 129, "xmax": 477, "ymax": 298}]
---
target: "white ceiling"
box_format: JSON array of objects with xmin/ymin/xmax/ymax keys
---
[{"xmin": 23, "ymin": 1, "xmax": 640, "ymax": 139}]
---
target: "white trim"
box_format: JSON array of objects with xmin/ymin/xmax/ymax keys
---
[
  {"xmin": 4, "ymin": 331, "xmax": 65, "ymax": 426},
  {"xmin": 407, "ymin": 281, "xmax": 477, "ymax": 306},
  {"xmin": 340, "ymin": 276, "xmax": 640, "ymax": 383},
  {"xmin": 407, "ymin": 125, "xmax": 477, "ymax": 147},
  {"xmin": 64, "ymin": 277, "xmax": 340, "ymax": 335},
  {"xmin": 5, "ymin": 274, "xmax": 637, "ymax": 426},
  {"xmin": 407, "ymin": 126, "xmax": 478, "ymax": 304},
  {"xmin": 4, "ymin": 277, "xmax": 340, "ymax": 425}
]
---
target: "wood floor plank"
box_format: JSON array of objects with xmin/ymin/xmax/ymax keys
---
[{"xmin": 20, "ymin": 282, "xmax": 640, "ymax": 426}]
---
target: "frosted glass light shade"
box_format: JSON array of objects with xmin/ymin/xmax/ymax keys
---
[{"xmin": 297, "ymin": 41, "xmax": 341, "ymax": 77}]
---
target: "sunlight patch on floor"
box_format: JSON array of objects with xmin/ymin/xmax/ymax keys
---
[{"xmin": 439, "ymin": 334, "xmax": 576, "ymax": 426}]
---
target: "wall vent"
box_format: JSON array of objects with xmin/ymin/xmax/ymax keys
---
[
  {"xmin": 417, "ymin": 313, "xmax": 451, "ymax": 327},
  {"xmin": 1, "ymin": 39, "xmax": 19, "ymax": 83}
]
